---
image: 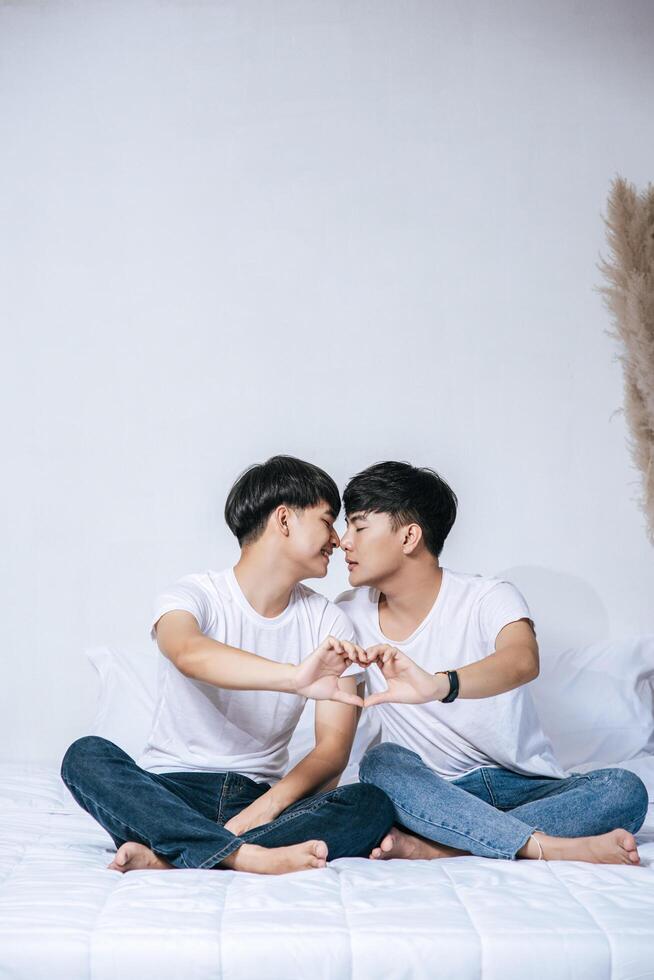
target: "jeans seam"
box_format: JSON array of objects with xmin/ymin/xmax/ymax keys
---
[
  {"xmin": 216, "ymin": 775, "xmax": 229, "ymax": 824},
  {"xmin": 393, "ymin": 799, "xmax": 535, "ymax": 860},
  {"xmin": 479, "ymin": 767, "xmax": 499, "ymax": 807}
]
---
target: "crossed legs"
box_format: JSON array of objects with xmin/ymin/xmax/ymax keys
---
[
  {"xmin": 360, "ymin": 742, "xmax": 649, "ymax": 865},
  {"xmin": 61, "ymin": 736, "xmax": 395, "ymax": 874}
]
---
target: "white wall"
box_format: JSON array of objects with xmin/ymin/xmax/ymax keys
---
[{"xmin": 1, "ymin": 0, "xmax": 652, "ymax": 766}]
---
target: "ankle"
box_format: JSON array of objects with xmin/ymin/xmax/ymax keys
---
[
  {"xmin": 220, "ymin": 843, "xmax": 250, "ymax": 871},
  {"xmin": 518, "ymin": 832, "xmax": 548, "ymax": 860}
]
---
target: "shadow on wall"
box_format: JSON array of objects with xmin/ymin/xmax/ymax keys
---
[{"xmin": 496, "ymin": 566, "xmax": 610, "ymax": 654}]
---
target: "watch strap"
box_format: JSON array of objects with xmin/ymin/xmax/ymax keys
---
[{"xmin": 440, "ymin": 669, "xmax": 459, "ymax": 703}]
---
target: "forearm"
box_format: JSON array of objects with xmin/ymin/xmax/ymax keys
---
[
  {"xmin": 179, "ymin": 634, "xmax": 297, "ymax": 693},
  {"xmin": 441, "ymin": 645, "xmax": 538, "ymax": 700},
  {"xmin": 266, "ymin": 742, "xmax": 349, "ymax": 813}
]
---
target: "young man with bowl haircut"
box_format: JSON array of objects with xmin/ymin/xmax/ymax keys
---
[
  {"xmin": 61, "ymin": 456, "xmax": 393, "ymax": 875},
  {"xmin": 337, "ymin": 461, "xmax": 648, "ymax": 865}
]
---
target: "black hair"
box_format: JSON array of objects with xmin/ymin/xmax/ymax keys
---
[
  {"xmin": 224, "ymin": 455, "xmax": 341, "ymax": 547},
  {"xmin": 343, "ymin": 461, "xmax": 457, "ymax": 559}
]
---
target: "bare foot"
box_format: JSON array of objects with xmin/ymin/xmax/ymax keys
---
[
  {"xmin": 107, "ymin": 841, "xmax": 174, "ymax": 872},
  {"xmin": 521, "ymin": 828, "xmax": 641, "ymax": 865},
  {"xmin": 369, "ymin": 826, "xmax": 470, "ymax": 861},
  {"xmin": 107, "ymin": 839, "xmax": 329, "ymax": 875},
  {"xmin": 221, "ymin": 840, "xmax": 328, "ymax": 874}
]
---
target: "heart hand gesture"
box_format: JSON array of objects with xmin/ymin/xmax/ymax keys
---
[
  {"xmin": 294, "ymin": 636, "xmax": 365, "ymax": 707},
  {"xmin": 357, "ymin": 644, "xmax": 446, "ymax": 707}
]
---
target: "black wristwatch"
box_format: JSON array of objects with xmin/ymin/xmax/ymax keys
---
[{"xmin": 438, "ymin": 669, "xmax": 459, "ymax": 703}]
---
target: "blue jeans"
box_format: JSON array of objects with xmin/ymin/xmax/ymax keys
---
[
  {"xmin": 61, "ymin": 736, "xmax": 394, "ymax": 869},
  {"xmin": 359, "ymin": 742, "xmax": 649, "ymax": 860}
]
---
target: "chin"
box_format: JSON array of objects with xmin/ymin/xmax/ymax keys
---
[
  {"xmin": 348, "ymin": 567, "xmax": 368, "ymax": 587},
  {"xmin": 352, "ymin": 566, "xmax": 384, "ymax": 589}
]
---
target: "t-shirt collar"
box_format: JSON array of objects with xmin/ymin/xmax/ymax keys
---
[{"xmin": 225, "ymin": 566, "xmax": 297, "ymax": 628}]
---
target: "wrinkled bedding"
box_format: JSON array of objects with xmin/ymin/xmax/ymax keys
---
[{"xmin": 1, "ymin": 763, "xmax": 653, "ymax": 979}]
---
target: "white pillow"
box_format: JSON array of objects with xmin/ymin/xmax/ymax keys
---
[
  {"xmin": 87, "ymin": 645, "xmax": 159, "ymax": 760},
  {"xmin": 529, "ymin": 635, "xmax": 654, "ymax": 770},
  {"xmin": 0, "ymin": 763, "xmax": 69, "ymax": 812},
  {"xmin": 56, "ymin": 645, "xmax": 159, "ymax": 815}
]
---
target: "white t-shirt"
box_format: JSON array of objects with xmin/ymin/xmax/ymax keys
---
[
  {"xmin": 138, "ymin": 567, "xmax": 360, "ymax": 783},
  {"xmin": 335, "ymin": 568, "xmax": 567, "ymax": 781}
]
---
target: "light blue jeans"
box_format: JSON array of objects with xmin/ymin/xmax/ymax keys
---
[{"xmin": 359, "ymin": 742, "xmax": 649, "ymax": 860}]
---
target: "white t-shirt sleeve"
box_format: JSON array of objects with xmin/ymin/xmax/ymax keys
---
[
  {"xmin": 319, "ymin": 602, "xmax": 365, "ymax": 682},
  {"xmin": 477, "ymin": 581, "xmax": 532, "ymax": 651},
  {"xmin": 149, "ymin": 574, "xmax": 216, "ymax": 642}
]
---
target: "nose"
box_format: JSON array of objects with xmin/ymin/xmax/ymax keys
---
[
  {"xmin": 330, "ymin": 526, "xmax": 341, "ymax": 548},
  {"xmin": 340, "ymin": 529, "xmax": 352, "ymax": 551}
]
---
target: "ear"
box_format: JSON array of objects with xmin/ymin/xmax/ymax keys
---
[
  {"xmin": 402, "ymin": 522, "xmax": 423, "ymax": 555},
  {"xmin": 272, "ymin": 505, "xmax": 291, "ymax": 537}
]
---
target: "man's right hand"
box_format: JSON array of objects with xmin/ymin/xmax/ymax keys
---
[{"xmin": 294, "ymin": 636, "xmax": 365, "ymax": 706}]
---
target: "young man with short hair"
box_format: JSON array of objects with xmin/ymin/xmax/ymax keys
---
[
  {"xmin": 61, "ymin": 456, "xmax": 393, "ymax": 875},
  {"xmin": 337, "ymin": 460, "xmax": 648, "ymax": 865}
]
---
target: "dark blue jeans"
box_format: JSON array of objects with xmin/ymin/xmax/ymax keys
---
[
  {"xmin": 360, "ymin": 742, "xmax": 649, "ymax": 860},
  {"xmin": 61, "ymin": 736, "xmax": 394, "ymax": 869}
]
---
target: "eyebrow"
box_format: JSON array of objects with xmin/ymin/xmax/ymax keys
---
[
  {"xmin": 344, "ymin": 513, "xmax": 367, "ymax": 525},
  {"xmin": 322, "ymin": 507, "xmax": 337, "ymax": 520}
]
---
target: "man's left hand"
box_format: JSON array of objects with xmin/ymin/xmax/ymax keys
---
[{"xmin": 223, "ymin": 792, "xmax": 284, "ymax": 836}]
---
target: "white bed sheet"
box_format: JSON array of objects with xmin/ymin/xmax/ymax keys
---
[{"xmin": 1, "ymin": 764, "xmax": 653, "ymax": 980}]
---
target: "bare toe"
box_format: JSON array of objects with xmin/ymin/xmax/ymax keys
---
[
  {"xmin": 107, "ymin": 841, "xmax": 173, "ymax": 872},
  {"xmin": 310, "ymin": 841, "xmax": 328, "ymax": 867},
  {"xmin": 618, "ymin": 830, "xmax": 640, "ymax": 864}
]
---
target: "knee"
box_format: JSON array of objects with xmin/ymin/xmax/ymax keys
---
[
  {"xmin": 616, "ymin": 769, "xmax": 649, "ymax": 830},
  {"xmin": 364, "ymin": 784, "xmax": 395, "ymax": 833},
  {"xmin": 595, "ymin": 767, "xmax": 649, "ymax": 830},
  {"xmin": 339, "ymin": 782, "xmax": 395, "ymax": 831},
  {"xmin": 359, "ymin": 741, "xmax": 413, "ymax": 785},
  {"xmin": 60, "ymin": 735, "xmax": 117, "ymax": 784}
]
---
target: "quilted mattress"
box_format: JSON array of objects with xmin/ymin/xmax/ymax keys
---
[{"xmin": 1, "ymin": 763, "xmax": 653, "ymax": 979}]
